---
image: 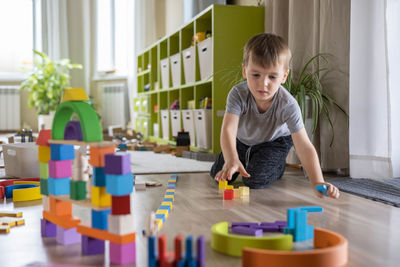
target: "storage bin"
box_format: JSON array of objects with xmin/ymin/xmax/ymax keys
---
[
  {"xmin": 133, "ymin": 97, "xmax": 140, "ymax": 112},
  {"xmin": 194, "ymin": 109, "xmax": 212, "ymax": 149},
  {"xmin": 160, "ymin": 58, "xmax": 170, "ymax": 89},
  {"xmin": 182, "ymin": 46, "xmax": 196, "ymax": 83},
  {"xmin": 141, "ymin": 117, "xmax": 149, "ymax": 136},
  {"xmin": 170, "ymin": 53, "xmax": 181, "ymax": 87},
  {"xmin": 153, "ymin": 123, "xmax": 159, "ymax": 138},
  {"xmin": 3, "ymin": 142, "xmax": 39, "ymax": 178},
  {"xmin": 161, "ymin": 110, "xmax": 170, "ymax": 140},
  {"xmin": 141, "ymin": 96, "xmax": 148, "ymax": 113},
  {"xmin": 182, "ymin": 109, "xmax": 196, "ymax": 147},
  {"xmin": 170, "ymin": 110, "xmax": 182, "ymax": 138},
  {"xmin": 197, "ymin": 37, "xmax": 213, "ymax": 80}
]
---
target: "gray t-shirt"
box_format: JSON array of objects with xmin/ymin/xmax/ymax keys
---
[{"xmin": 226, "ymin": 81, "xmax": 304, "ymax": 146}]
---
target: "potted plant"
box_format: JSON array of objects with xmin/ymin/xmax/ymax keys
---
[{"xmin": 21, "ymin": 50, "xmax": 82, "ymax": 130}]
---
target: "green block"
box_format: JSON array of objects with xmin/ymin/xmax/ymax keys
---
[
  {"xmin": 70, "ymin": 180, "xmax": 87, "ymax": 200},
  {"xmin": 39, "ymin": 162, "xmax": 49, "ymax": 179},
  {"xmin": 40, "ymin": 178, "xmax": 48, "ymax": 195}
]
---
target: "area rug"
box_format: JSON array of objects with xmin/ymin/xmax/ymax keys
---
[
  {"xmin": 329, "ymin": 177, "xmax": 400, "ymax": 207},
  {"xmin": 128, "ymin": 151, "xmax": 213, "ymax": 174}
]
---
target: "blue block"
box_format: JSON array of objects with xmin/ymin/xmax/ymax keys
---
[
  {"xmin": 167, "ymin": 184, "xmax": 176, "ymax": 188},
  {"xmin": 47, "ymin": 177, "xmax": 70, "ymax": 195},
  {"xmin": 165, "ymin": 191, "xmax": 175, "ymax": 195},
  {"xmin": 155, "ymin": 213, "xmax": 165, "ymax": 223},
  {"xmin": 163, "ymin": 198, "xmax": 174, "ymax": 203},
  {"xmin": 93, "ymin": 167, "xmax": 106, "ymax": 186},
  {"xmin": 148, "ymin": 236, "xmax": 157, "ymax": 267},
  {"xmin": 105, "ymin": 173, "xmax": 133, "ymax": 196},
  {"xmin": 159, "ymin": 205, "xmax": 171, "ymax": 212},
  {"xmin": 91, "ymin": 209, "xmax": 111, "ymax": 230},
  {"xmin": 50, "ymin": 144, "xmax": 75, "ymax": 160},
  {"xmin": 284, "ymin": 206, "xmax": 323, "ymax": 242},
  {"xmin": 315, "ymin": 185, "xmax": 329, "ymax": 196},
  {"xmin": 185, "ymin": 235, "xmax": 193, "ymax": 262}
]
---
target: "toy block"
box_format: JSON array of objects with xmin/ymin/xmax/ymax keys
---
[
  {"xmin": 50, "ymin": 144, "xmax": 75, "ymax": 160},
  {"xmin": 170, "ymin": 174, "xmax": 178, "ymax": 179},
  {"xmin": 156, "ymin": 218, "xmax": 163, "ymax": 229},
  {"xmin": 108, "ymin": 214, "xmax": 135, "ymax": 235},
  {"xmin": 76, "ymin": 222, "xmax": 135, "ymax": 244},
  {"xmin": 135, "ymin": 181, "xmax": 146, "ymax": 190},
  {"xmin": 0, "ymin": 211, "xmax": 23, "ymax": 217},
  {"xmin": 284, "ymin": 206, "xmax": 323, "ymax": 242},
  {"xmin": 105, "ymin": 173, "xmax": 134, "ymax": 196},
  {"xmin": 0, "ymin": 217, "xmax": 25, "ymax": 227},
  {"xmin": 239, "ymin": 186, "xmax": 249, "ymax": 197},
  {"xmin": 110, "ymin": 241, "xmax": 136, "ymax": 265},
  {"xmin": 43, "ymin": 210, "xmax": 81, "ymax": 229},
  {"xmin": 92, "ymin": 167, "xmax": 106, "ymax": 186},
  {"xmin": 197, "ymin": 236, "xmax": 205, "ymax": 267},
  {"xmin": 0, "ymin": 186, "xmax": 4, "ymax": 199},
  {"xmin": 91, "ymin": 186, "xmax": 111, "ymax": 207},
  {"xmin": 112, "ymin": 195, "xmax": 131, "ymax": 215},
  {"xmin": 232, "ymin": 222, "xmax": 259, "ymax": 228},
  {"xmin": 233, "ymin": 188, "xmax": 240, "ymax": 198},
  {"xmin": 13, "ymin": 181, "xmax": 40, "ymax": 186},
  {"xmin": 5, "ymin": 184, "xmax": 38, "ymax": 198},
  {"xmin": 92, "ymin": 209, "xmax": 111, "ymax": 230},
  {"xmin": 174, "ymin": 234, "xmax": 183, "ymax": 263},
  {"xmin": 166, "ymin": 189, "xmax": 175, "ymax": 193},
  {"xmin": 185, "ymin": 235, "xmax": 195, "ymax": 264},
  {"xmin": 256, "ymin": 224, "xmax": 279, "ymax": 232},
  {"xmin": 161, "ymin": 201, "xmax": 173, "ymax": 209},
  {"xmin": 168, "ymin": 179, "xmax": 176, "ymax": 183},
  {"xmin": 232, "ymin": 226, "xmax": 262, "ymax": 236},
  {"xmin": 163, "ymin": 197, "xmax": 174, "ymax": 203},
  {"xmin": 13, "ymin": 184, "xmax": 41, "ymax": 202},
  {"xmin": 164, "ymin": 195, "xmax": 174, "ymax": 201},
  {"xmin": 40, "ymin": 178, "xmax": 48, "ymax": 195},
  {"xmin": 0, "ymin": 225, "xmax": 10, "ymax": 234},
  {"xmin": 104, "ymin": 153, "xmax": 131, "ymax": 175},
  {"xmin": 48, "ymin": 177, "xmax": 70, "ymax": 195},
  {"xmin": 39, "ymin": 162, "xmax": 49, "ymax": 178},
  {"xmin": 70, "ymin": 180, "xmax": 86, "ymax": 200},
  {"xmin": 223, "ymin": 189, "xmax": 234, "ymax": 200},
  {"xmin": 159, "ymin": 205, "xmax": 171, "ymax": 212},
  {"xmin": 49, "ymin": 197, "xmax": 72, "ymax": 216},
  {"xmin": 148, "ymin": 236, "xmax": 158, "ymax": 267},
  {"xmin": 315, "ymin": 184, "xmax": 329, "ymax": 196},
  {"xmin": 36, "ymin": 129, "xmax": 52, "ymax": 146},
  {"xmin": 82, "ymin": 235, "xmax": 105, "ymax": 255},
  {"xmin": 56, "ymin": 225, "xmax": 81, "ymax": 245},
  {"xmin": 41, "ymin": 218, "xmax": 56, "ymax": 237},
  {"xmin": 167, "ymin": 184, "xmax": 176, "ymax": 189},
  {"xmin": 42, "ymin": 195, "xmax": 50, "ymax": 211},
  {"xmin": 226, "ymin": 185, "xmax": 234, "ymax": 190},
  {"xmin": 158, "ymin": 234, "xmax": 167, "ymax": 267},
  {"xmin": 219, "ymin": 181, "xmax": 228, "ymax": 189},
  {"xmin": 155, "ymin": 213, "xmax": 166, "ymax": 223},
  {"xmin": 156, "ymin": 209, "xmax": 169, "ymax": 219},
  {"xmin": 165, "ymin": 191, "xmax": 175, "ymax": 196},
  {"xmin": 62, "ymin": 88, "xmax": 89, "ymax": 102},
  {"xmin": 89, "ymin": 146, "xmax": 115, "ymax": 167},
  {"xmin": 64, "ymin": 120, "xmax": 83, "ymax": 141},
  {"xmin": 48, "ymin": 160, "xmax": 72, "ymax": 178},
  {"xmin": 38, "ymin": 146, "xmax": 51, "ymax": 162}
]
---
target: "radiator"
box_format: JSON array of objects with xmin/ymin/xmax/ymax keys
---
[
  {"xmin": 0, "ymin": 86, "xmax": 20, "ymax": 131},
  {"xmin": 101, "ymin": 83, "xmax": 127, "ymax": 129}
]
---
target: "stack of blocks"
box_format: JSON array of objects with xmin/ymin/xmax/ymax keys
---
[
  {"xmin": 283, "ymin": 206, "xmax": 323, "ymax": 242},
  {"xmin": 219, "ymin": 181, "xmax": 249, "ymax": 200},
  {"xmin": 148, "ymin": 234, "xmax": 205, "ymax": 267}
]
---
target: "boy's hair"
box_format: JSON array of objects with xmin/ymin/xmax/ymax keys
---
[{"xmin": 243, "ymin": 33, "xmax": 291, "ymax": 70}]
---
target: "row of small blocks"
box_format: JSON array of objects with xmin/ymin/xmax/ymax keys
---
[
  {"xmin": 218, "ymin": 181, "xmax": 249, "ymax": 200},
  {"xmin": 154, "ymin": 174, "xmax": 177, "ymax": 230}
]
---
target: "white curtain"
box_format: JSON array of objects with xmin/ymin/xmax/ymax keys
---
[{"xmin": 349, "ymin": 0, "xmax": 400, "ymax": 178}]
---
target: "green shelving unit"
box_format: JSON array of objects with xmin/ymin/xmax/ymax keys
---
[{"xmin": 133, "ymin": 4, "xmax": 264, "ymax": 153}]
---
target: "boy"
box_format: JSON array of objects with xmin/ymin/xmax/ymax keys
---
[{"xmin": 210, "ymin": 33, "xmax": 339, "ymax": 199}]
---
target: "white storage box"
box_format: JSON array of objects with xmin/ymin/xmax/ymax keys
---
[
  {"xmin": 153, "ymin": 123, "xmax": 159, "ymax": 138},
  {"xmin": 2, "ymin": 142, "xmax": 39, "ymax": 178},
  {"xmin": 182, "ymin": 109, "xmax": 196, "ymax": 146},
  {"xmin": 161, "ymin": 110, "xmax": 170, "ymax": 140},
  {"xmin": 197, "ymin": 37, "xmax": 213, "ymax": 80},
  {"xmin": 160, "ymin": 58, "xmax": 170, "ymax": 89},
  {"xmin": 194, "ymin": 109, "xmax": 212, "ymax": 149},
  {"xmin": 170, "ymin": 110, "xmax": 182, "ymax": 138},
  {"xmin": 182, "ymin": 46, "xmax": 196, "ymax": 83},
  {"xmin": 170, "ymin": 53, "xmax": 181, "ymax": 87}
]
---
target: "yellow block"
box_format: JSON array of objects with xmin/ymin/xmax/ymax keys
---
[
  {"xmin": 156, "ymin": 209, "xmax": 169, "ymax": 219},
  {"xmin": 233, "ymin": 189, "xmax": 240, "ymax": 198},
  {"xmin": 161, "ymin": 201, "xmax": 173, "ymax": 208},
  {"xmin": 226, "ymin": 185, "xmax": 234, "ymax": 190},
  {"xmin": 38, "ymin": 146, "xmax": 51, "ymax": 163},
  {"xmin": 91, "ymin": 186, "xmax": 111, "ymax": 207},
  {"xmin": 164, "ymin": 195, "xmax": 174, "ymax": 201},
  {"xmin": 0, "ymin": 217, "xmax": 25, "ymax": 227},
  {"xmin": 168, "ymin": 179, "xmax": 176, "ymax": 183},
  {"xmin": 13, "ymin": 186, "xmax": 42, "ymax": 202},
  {"xmin": 62, "ymin": 88, "xmax": 89, "ymax": 102},
  {"xmin": 166, "ymin": 189, "xmax": 175, "ymax": 193},
  {"xmin": 155, "ymin": 219, "xmax": 163, "ymax": 230},
  {"xmin": 14, "ymin": 181, "xmax": 41, "ymax": 186},
  {"xmin": 0, "ymin": 225, "xmax": 10, "ymax": 234},
  {"xmin": 0, "ymin": 211, "xmax": 23, "ymax": 217},
  {"xmin": 239, "ymin": 186, "xmax": 249, "ymax": 197},
  {"xmin": 219, "ymin": 181, "xmax": 228, "ymax": 189}
]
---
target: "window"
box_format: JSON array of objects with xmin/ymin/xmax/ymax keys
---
[
  {"xmin": 96, "ymin": 0, "xmax": 129, "ymax": 74},
  {"xmin": 0, "ymin": 0, "xmax": 41, "ymax": 76}
]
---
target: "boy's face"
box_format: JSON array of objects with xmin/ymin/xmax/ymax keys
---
[{"xmin": 242, "ymin": 56, "xmax": 289, "ymax": 108}]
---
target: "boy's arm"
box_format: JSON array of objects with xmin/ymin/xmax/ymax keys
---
[
  {"xmin": 214, "ymin": 113, "xmax": 250, "ymax": 181},
  {"xmin": 291, "ymin": 128, "xmax": 340, "ymax": 199}
]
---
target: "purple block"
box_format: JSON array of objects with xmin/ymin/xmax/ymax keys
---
[
  {"xmin": 56, "ymin": 225, "xmax": 81, "ymax": 245},
  {"xmin": 196, "ymin": 236, "xmax": 205, "ymax": 267},
  {"xmin": 274, "ymin": 221, "xmax": 287, "ymax": 227},
  {"xmin": 82, "ymin": 235, "xmax": 105, "ymax": 255},
  {"xmin": 110, "ymin": 241, "xmax": 136, "ymax": 265},
  {"xmin": 49, "ymin": 160, "xmax": 72, "ymax": 178},
  {"xmin": 41, "ymin": 218, "xmax": 56, "ymax": 237},
  {"xmin": 255, "ymin": 224, "xmax": 280, "ymax": 232},
  {"xmin": 232, "ymin": 226, "xmax": 263, "ymax": 236},
  {"xmin": 104, "ymin": 153, "xmax": 131, "ymax": 175},
  {"xmin": 231, "ymin": 222, "xmax": 259, "ymax": 228},
  {"xmin": 64, "ymin": 120, "xmax": 83, "ymax": 141}
]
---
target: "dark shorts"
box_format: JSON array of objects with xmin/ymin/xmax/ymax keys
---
[{"xmin": 210, "ymin": 136, "xmax": 293, "ymax": 189}]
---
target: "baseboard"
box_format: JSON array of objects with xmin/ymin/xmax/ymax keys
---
[{"xmin": 350, "ymin": 154, "xmax": 393, "ymax": 178}]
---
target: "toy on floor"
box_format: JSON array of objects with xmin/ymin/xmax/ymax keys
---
[
  {"xmin": 0, "ymin": 178, "xmax": 41, "ymax": 201},
  {"xmin": 315, "ymin": 184, "xmax": 329, "ymax": 196},
  {"xmin": 219, "ymin": 181, "xmax": 249, "ymax": 200},
  {"xmin": 0, "ymin": 210, "xmax": 25, "ymax": 234}
]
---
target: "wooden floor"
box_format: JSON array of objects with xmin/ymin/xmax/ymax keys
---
[{"xmin": 0, "ymin": 167, "xmax": 400, "ymax": 266}]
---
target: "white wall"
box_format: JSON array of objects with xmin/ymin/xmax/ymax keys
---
[{"xmin": 350, "ymin": 0, "xmax": 400, "ymax": 178}]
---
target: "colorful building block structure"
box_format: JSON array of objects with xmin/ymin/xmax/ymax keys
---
[{"xmin": 38, "ymin": 88, "xmax": 136, "ymax": 265}]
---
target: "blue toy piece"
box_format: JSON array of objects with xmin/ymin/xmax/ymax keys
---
[
  {"xmin": 50, "ymin": 144, "xmax": 75, "ymax": 160},
  {"xmin": 284, "ymin": 206, "xmax": 323, "ymax": 242},
  {"xmin": 148, "ymin": 236, "xmax": 157, "ymax": 267},
  {"xmin": 47, "ymin": 177, "xmax": 70, "ymax": 195},
  {"xmin": 159, "ymin": 205, "xmax": 171, "ymax": 212},
  {"xmin": 315, "ymin": 184, "xmax": 329, "ymax": 196},
  {"xmin": 92, "ymin": 167, "xmax": 106, "ymax": 186},
  {"xmin": 91, "ymin": 209, "xmax": 111, "ymax": 230},
  {"xmin": 105, "ymin": 173, "xmax": 134, "ymax": 196},
  {"xmin": 5, "ymin": 184, "xmax": 38, "ymax": 198},
  {"xmin": 155, "ymin": 213, "xmax": 166, "ymax": 223}
]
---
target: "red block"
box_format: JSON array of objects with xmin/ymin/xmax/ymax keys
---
[
  {"xmin": 174, "ymin": 234, "xmax": 182, "ymax": 263},
  {"xmin": 36, "ymin": 130, "xmax": 52, "ymax": 146},
  {"xmin": 112, "ymin": 195, "xmax": 131, "ymax": 215},
  {"xmin": 223, "ymin": 189, "xmax": 234, "ymax": 200}
]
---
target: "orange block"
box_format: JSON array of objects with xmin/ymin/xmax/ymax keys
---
[
  {"xmin": 49, "ymin": 197, "xmax": 72, "ymax": 216},
  {"xmin": 77, "ymin": 223, "xmax": 135, "ymax": 244},
  {"xmin": 36, "ymin": 130, "xmax": 52, "ymax": 146},
  {"xmin": 43, "ymin": 211, "xmax": 81, "ymax": 229},
  {"xmin": 89, "ymin": 146, "xmax": 115, "ymax": 167}
]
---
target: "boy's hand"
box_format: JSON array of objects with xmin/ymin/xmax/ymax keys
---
[
  {"xmin": 314, "ymin": 183, "xmax": 340, "ymax": 199},
  {"xmin": 214, "ymin": 160, "xmax": 250, "ymax": 181}
]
